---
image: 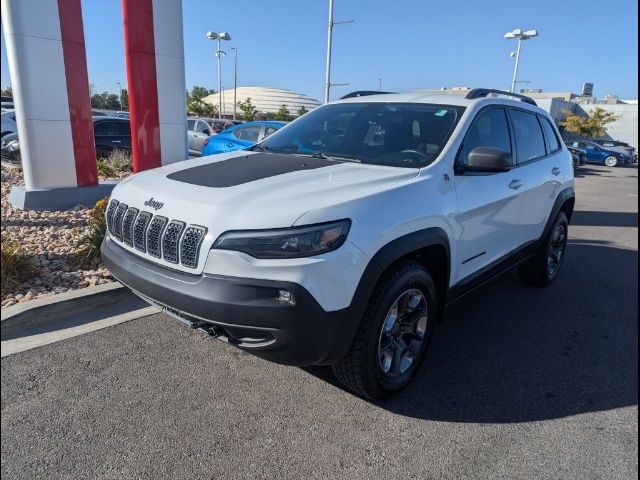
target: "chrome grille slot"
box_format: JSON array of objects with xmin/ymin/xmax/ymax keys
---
[
  {"xmin": 146, "ymin": 216, "xmax": 168, "ymax": 258},
  {"xmin": 133, "ymin": 211, "xmax": 152, "ymax": 252},
  {"xmin": 162, "ymin": 221, "xmax": 185, "ymax": 264},
  {"xmin": 180, "ymin": 226, "xmax": 206, "ymax": 268},
  {"xmin": 112, "ymin": 203, "xmax": 128, "ymax": 241},
  {"xmin": 106, "ymin": 199, "xmax": 119, "ymax": 236},
  {"xmin": 121, "ymin": 207, "xmax": 139, "ymax": 247}
]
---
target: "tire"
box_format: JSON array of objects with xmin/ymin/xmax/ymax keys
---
[
  {"xmin": 604, "ymin": 156, "xmax": 618, "ymax": 167},
  {"xmin": 332, "ymin": 260, "xmax": 437, "ymax": 399},
  {"xmin": 518, "ymin": 212, "xmax": 569, "ymax": 287}
]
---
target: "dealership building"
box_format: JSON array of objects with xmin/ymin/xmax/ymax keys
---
[{"xmin": 203, "ymin": 86, "xmax": 321, "ymax": 119}]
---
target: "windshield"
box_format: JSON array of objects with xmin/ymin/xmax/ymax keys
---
[{"xmin": 259, "ymin": 102, "xmax": 465, "ymax": 168}]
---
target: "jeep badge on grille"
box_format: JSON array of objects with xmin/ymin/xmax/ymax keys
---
[{"xmin": 144, "ymin": 198, "xmax": 164, "ymax": 211}]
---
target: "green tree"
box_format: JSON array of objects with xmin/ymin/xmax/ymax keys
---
[
  {"xmin": 296, "ymin": 105, "xmax": 308, "ymax": 117},
  {"xmin": 274, "ymin": 104, "xmax": 290, "ymax": 121},
  {"xmin": 1, "ymin": 85, "xmax": 12, "ymax": 97},
  {"xmin": 238, "ymin": 97, "xmax": 258, "ymax": 121},
  {"xmin": 91, "ymin": 92, "xmax": 121, "ymax": 111},
  {"xmin": 189, "ymin": 86, "xmax": 214, "ymax": 102},
  {"xmin": 560, "ymin": 107, "xmax": 621, "ymax": 138},
  {"xmin": 187, "ymin": 98, "xmax": 216, "ymax": 117}
]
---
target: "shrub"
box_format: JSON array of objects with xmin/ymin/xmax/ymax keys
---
[
  {"xmin": 97, "ymin": 149, "xmax": 132, "ymax": 177},
  {"xmin": 97, "ymin": 158, "xmax": 116, "ymax": 177},
  {"xmin": 74, "ymin": 197, "xmax": 108, "ymax": 268},
  {"xmin": 1, "ymin": 240, "xmax": 35, "ymax": 294}
]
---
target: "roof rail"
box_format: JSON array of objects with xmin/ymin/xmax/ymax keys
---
[
  {"xmin": 465, "ymin": 88, "xmax": 537, "ymax": 106},
  {"xmin": 339, "ymin": 90, "xmax": 395, "ymax": 99}
]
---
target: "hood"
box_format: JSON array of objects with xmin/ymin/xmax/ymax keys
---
[{"xmin": 110, "ymin": 151, "xmax": 417, "ymax": 273}]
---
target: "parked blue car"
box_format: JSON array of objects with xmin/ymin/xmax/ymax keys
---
[
  {"xmin": 202, "ymin": 121, "xmax": 286, "ymax": 156},
  {"xmin": 565, "ymin": 140, "xmax": 633, "ymax": 167}
]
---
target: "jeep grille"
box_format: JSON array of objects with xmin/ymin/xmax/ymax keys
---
[{"xmin": 106, "ymin": 199, "xmax": 207, "ymax": 269}]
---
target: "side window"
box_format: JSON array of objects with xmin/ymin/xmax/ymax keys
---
[
  {"xmin": 263, "ymin": 126, "xmax": 280, "ymax": 138},
  {"xmin": 234, "ymin": 126, "xmax": 262, "ymax": 142},
  {"xmin": 459, "ymin": 108, "xmax": 512, "ymax": 166},
  {"xmin": 510, "ymin": 109, "xmax": 546, "ymax": 162},
  {"xmin": 197, "ymin": 121, "xmax": 211, "ymax": 134},
  {"xmin": 187, "ymin": 119, "xmax": 196, "ymax": 130},
  {"xmin": 540, "ymin": 116, "xmax": 560, "ymax": 153}
]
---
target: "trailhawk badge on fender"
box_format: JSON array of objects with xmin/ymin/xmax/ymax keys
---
[{"xmin": 144, "ymin": 198, "xmax": 164, "ymax": 210}]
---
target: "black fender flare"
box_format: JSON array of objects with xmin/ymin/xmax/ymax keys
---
[
  {"xmin": 327, "ymin": 227, "xmax": 452, "ymax": 362},
  {"xmin": 542, "ymin": 187, "xmax": 576, "ymax": 241}
]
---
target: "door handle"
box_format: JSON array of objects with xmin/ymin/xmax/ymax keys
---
[
  {"xmin": 552, "ymin": 167, "xmax": 562, "ymax": 176},
  {"xmin": 508, "ymin": 179, "xmax": 524, "ymax": 190}
]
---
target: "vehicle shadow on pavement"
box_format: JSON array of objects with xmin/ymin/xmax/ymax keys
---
[
  {"xmin": 571, "ymin": 211, "xmax": 638, "ymax": 227},
  {"xmin": 306, "ymin": 242, "xmax": 638, "ymax": 423}
]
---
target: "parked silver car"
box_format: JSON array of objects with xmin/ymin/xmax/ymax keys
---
[{"xmin": 187, "ymin": 118, "xmax": 240, "ymax": 156}]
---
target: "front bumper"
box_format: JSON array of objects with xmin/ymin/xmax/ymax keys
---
[{"xmin": 101, "ymin": 236, "xmax": 362, "ymax": 366}]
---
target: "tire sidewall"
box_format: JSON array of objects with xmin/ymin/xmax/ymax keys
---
[
  {"xmin": 604, "ymin": 156, "xmax": 618, "ymax": 167},
  {"xmin": 365, "ymin": 267, "xmax": 437, "ymax": 397},
  {"xmin": 544, "ymin": 212, "xmax": 569, "ymax": 282}
]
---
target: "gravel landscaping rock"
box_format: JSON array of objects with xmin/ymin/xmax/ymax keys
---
[{"xmin": 1, "ymin": 166, "xmax": 123, "ymax": 308}]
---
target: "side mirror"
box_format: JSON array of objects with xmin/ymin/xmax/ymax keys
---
[{"xmin": 464, "ymin": 147, "xmax": 513, "ymax": 173}]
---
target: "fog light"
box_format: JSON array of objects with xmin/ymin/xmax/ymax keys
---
[{"xmin": 277, "ymin": 289, "xmax": 295, "ymax": 305}]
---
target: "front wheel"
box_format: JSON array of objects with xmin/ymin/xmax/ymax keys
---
[
  {"xmin": 332, "ymin": 261, "xmax": 437, "ymax": 399},
  {"xmin": 519, "ymin": 212, "xmax": 569, "ymax": 287},
  {"xmin": 604, "ymin": 156, "xmax": 619, "ymax": 167}
]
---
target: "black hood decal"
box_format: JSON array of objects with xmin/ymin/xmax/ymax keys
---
[{"xmin": 166, "ymin": 153, "xmax": 336, "ymax": 188}]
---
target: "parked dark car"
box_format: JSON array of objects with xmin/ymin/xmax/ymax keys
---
[
  {"xmin": 564, "ymin": 140, "xmax": 633, "ymax": 167},
  {"xmin": 1, "ymin": 117, "xmax": 130, "ymax": 164},
  {"xmin": 566, "ymin": 145, "xmax": 586, "ymax": 168},
  {"xmin": 1, "ymin": 132, "xmax": 20, "ymax": 164},
  {"xmin": 93, "ymin": 117, "xmax": 131, "ymax": 158}
]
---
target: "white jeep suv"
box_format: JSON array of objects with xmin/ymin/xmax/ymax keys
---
[{"xmin": 102, "ymin": 89, "xmax": 575, "ymax": 399}]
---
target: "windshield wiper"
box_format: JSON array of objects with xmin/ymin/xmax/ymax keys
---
[{"xmin": 310, "ymin": 151, "xmax": 362, "ymax": 163}]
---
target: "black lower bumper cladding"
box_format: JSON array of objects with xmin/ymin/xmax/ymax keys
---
[{"xmin": 101, "ymin": 236, "xmax": 359, "ymax": 366}]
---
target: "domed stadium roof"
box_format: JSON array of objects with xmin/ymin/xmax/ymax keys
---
[{"xmin": 203, "ymin": 86, "xmax": 321, "ymax": 118}]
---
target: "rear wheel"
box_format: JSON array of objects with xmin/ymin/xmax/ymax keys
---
[
  {"xmin": 519, "ymin": 212, "xmax": 569, "ymax": 287},
  {"xmin": 332, "ymin": 261, "xmax": 437, "ymax": 399},
  {"xmin": 604, "ymin": 156, "xmax": 619, "ymax": 167}
]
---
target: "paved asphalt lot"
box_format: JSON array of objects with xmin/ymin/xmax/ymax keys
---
[{"xmin": 2, "ymin": 165, "xmax": 638, "ymax": 480}]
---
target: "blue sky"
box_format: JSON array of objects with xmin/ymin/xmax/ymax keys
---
[{"xmin": 1, "ymin": 0, "xmax": 638, "ymax": 101}]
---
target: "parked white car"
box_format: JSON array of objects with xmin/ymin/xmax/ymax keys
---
[
  {"xmin": 1, "ymin": 110, "xmax": 17, "ymax": 138},
  {"xmin": 102, "ymin": 89, "xmax": 575, "ymax": 398}
]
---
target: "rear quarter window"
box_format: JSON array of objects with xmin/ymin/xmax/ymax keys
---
[
  {"xmin": 510, "ymin": 109, "xmax": 546, "ymax": 162},
  {"xmin": 540, "ymin": 116, "xmax": 561, "ymax": 152}
]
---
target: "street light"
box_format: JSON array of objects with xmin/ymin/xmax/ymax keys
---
[
  {"xmin": 324, "ymin": 0, "xmax": 353, "ymax": 103},
  {"xmin": 116, "ymin": 82, "xmax": 122, "ymax": 109},
  {"xmin": 504, "ymin": 29, "xmax": 539, "ymax": 93},
  {"xmin": 377, "ymin": 78, "xmax": 382, "ymax": 91},
  {"xmin": 206, "ymin": 31, "xmax": 232, "ymax": 119},
  {"xmin": 231, "ymin": 47, "xmax": 238, "ymax": 120}
]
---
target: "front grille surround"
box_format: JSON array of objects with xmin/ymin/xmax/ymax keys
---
[
  {"xmin": 106, "ymin": 199, "xmax": 207, "ymax": 269},
  {"xmin": 112, "ymin": 203, "xmax": 128, "ymax": 241},
  {"xmin": 162, "ymin": 221, "xmax": 186, "ymax": 264}
]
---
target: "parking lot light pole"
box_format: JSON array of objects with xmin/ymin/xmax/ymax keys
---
[
  {"xmin": 324, "ymin": 0, "xmax": 353, "ymax": 103},
  {"xmin": 116, "ymin": 82, "xmax": 122, "ymax": 109},
  {"xmin": 504, "ymin": 29, "xmax": 539, "ymax": 93},
  {"xmin": 207, "ymin": 31, "xmax": 231, "ymax": 119},
  {"xmin": 231, "ymin": 47, "xmax": 238, "ymax": 120}
]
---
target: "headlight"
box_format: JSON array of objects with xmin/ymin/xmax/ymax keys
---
[
  {"xmin": 8, "ymin": 140, "xmax": 19, "ymax": 150},
  {"xmin": 213, "ymin": 219, "xmax": 351, "ymax": 259}
]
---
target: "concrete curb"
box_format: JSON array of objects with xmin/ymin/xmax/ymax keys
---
[{"xmin": 1, "ymin": 282, "xmax": 158, "ymax": 358}]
